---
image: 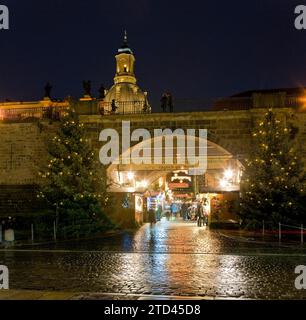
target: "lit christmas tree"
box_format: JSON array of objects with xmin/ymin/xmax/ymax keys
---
[
  {"xmin": 38, "ymin": 108, "xmax": 112, "ymax": 238},
  {"xmin": 240, "ymin": 110, "xmax": 306, "ymax": 228}
]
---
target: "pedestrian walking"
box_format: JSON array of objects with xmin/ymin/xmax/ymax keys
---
[
  {"xmin": 166, "ymin": 210, "xmax": 170, "ymax": 221},
  {"xmin": 181, "ymin": 202, "xmax": 189, "ymax": 221},
  {"xmin": 156, "ymin": 204, "xmax": 162, "ymax": 222},
  {"xmin": 149, "ymin": 208, "xmax": 156, "ymax": 224},
  {"xmin": 196, "ymin": 202, "xmax": 204, "ymax": 227},
  {"xmin": 203, "ymin": 207, "xmax": 209, "ymax": 226}
]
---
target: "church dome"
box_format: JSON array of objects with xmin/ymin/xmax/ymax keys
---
[
  {"xmin": 104, "ymin": 82, "xmax": 148, "ymax": 103},
  {"xmin": 101, "ymin": 32, "xmax": 151, "ymax": 115}
]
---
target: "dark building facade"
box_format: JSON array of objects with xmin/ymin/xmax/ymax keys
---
[{"xmin": 213, "ymin": 87, "xmax": 306, "ymax": 111}]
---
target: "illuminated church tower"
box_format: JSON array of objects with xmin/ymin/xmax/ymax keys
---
[
  {"xmin": 114, "ymin": 31, "xmax": 136, "ymax": 85},
  {"xmin": 102, "ymin": 32, "xmax": 150, "ymax": 114}
]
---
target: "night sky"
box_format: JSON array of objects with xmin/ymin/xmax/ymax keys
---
[{"xmin": 1, "ymin": 0, "xmax": 306, "ymax": 111}]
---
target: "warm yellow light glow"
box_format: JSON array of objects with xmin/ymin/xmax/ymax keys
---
[
  {"xmin": 159, "ymin": 177, "xmax": 163, "ymax": 187},
  {"xmin": 142, "ymin": 180, "xmax": 148, "ymax": 188},
  {"xmin": 224, "ymin": 169, "xmax": 234, "ymax": 180},
  {"xmin": 298, "ymin": 93, "xmax": 306, "ymax": 110},
  {"xmin": 127, "ymin": 171, "xmax": 134, "ymax": 180},
  {"xmin": 219, "ymin": 179, "xmax": 228, "ymax": 189}
]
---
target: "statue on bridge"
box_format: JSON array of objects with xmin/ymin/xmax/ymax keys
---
[
  {"xmin": 82, "ymin": 80, "xmax": 92, "ymax": 97},
  {"xmin": 98, "ymin": 84, "xmax": 106, "ymax": 99},
  {"xmin": 44, "ymin": 82, "xmax": 52, "ymax": 99}
]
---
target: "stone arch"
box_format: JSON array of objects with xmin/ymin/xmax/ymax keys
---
[{"xmin": 105, "ymin": 132, "xmax": 243, "ymax": 193}]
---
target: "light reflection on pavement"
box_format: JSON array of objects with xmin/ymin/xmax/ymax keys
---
[{"xmin": 0, "ymin": 219, "xmax": 305, "ymax": 299}]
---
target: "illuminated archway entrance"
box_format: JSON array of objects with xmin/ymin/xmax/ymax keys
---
[{"xmin": 106, "ymin": 135, "xmax": 243, "ymax": 225}]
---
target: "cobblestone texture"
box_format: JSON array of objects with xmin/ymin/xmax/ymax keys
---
[{"xmin": 1, "ymin": 220, "xmax": 306, "ymax": 300}]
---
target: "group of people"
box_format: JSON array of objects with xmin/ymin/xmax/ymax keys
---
[
  {"xmin": 181, "ymin": 200, "xmax": 209, "ymax": 227},
  {"xmin": 148, "ymin": 200, "xmax": 209, "ymax": 227},
  {"xmin": 161, "ymin": 92, "xmax": 174, "ymax": 112},
  {"xmin": 195, "ymin": 201, "xmax": 209, "ymax": 227}
]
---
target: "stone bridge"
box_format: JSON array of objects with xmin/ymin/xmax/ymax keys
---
[{"xmin": 0, "ymin": 107, "xmax": 305, "ymax": 216}]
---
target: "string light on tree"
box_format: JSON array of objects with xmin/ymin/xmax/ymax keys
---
[
  {"xmin": 240, "ymin": 110, "xmax": 306, "ymax": 227},
  {"xmin": 38, "ymin": 107, "xmax": 112, "ymax": 238}
]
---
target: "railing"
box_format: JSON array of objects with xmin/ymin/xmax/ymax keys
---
[
  {"xmin": 99, "ymin": 100, "xmax": 151, "ymax": 115},
  {"xmin": 261, "ymin": 221, "xmax": 305, "ymax": 244},
  {"xmin": 0, "ymin": 106, "xmax": 68, "ymax": 121},
  {"xmin": 3, "ymin": 220, "xmax": 104, "ymax": 243}
]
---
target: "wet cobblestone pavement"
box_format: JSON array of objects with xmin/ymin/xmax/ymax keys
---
[{"xmin": 1, "ymin": 220, "xmax": 306, "ymax": 299}]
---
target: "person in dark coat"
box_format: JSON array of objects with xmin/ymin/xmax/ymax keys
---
[
  {"xmin": 111, "ymin": 99, "xmax": 118, "ymax": 113},
  {"xmin": 167, "ymin": 93, "xmax": 174, "ymax": 112},
  {"xmin": 149, "ymin": 209, "xmax": 156, "ymax": 224},
  {"xmin": 181, "ymin": 202, "xmax": 189, "ymax": 221},
  {"xmin": 196, "ymin": 202, "xmax": 204, "ymax": 227},
  {"xmin": 161, "ymin": 93, "xmax": 168, "ymax": 112}
]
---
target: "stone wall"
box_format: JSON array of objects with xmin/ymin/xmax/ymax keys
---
[
  {"xmin": 0, "ymin": 121, "xmax": 53, "ymax": 185},
  {"xmin": 0, "ymin": 121, "xmax": 55, "ymax": 216},
  {"xmin": 0, "ymin": 108, "xmax": 305, "ymax": 218},
  {"xmin": 81, "ymin": 108, "xmax": 306, "ymax": 159},
  {"xmin": 0, "ymin": 185, "xmax": 40, "ymax": 215}
]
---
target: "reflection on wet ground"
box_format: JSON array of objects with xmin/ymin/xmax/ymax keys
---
[{"xmin": 1, "ymin": 219, "xmax": 306, "ymax": 299}]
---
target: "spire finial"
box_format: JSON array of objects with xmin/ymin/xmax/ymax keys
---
[
  {"xmin": 118, "ymin": 30, "xmax": 133, "ymax": 54},
  {"xmin": 124, "ymin": 30, "xmax": 128, "ymax": 44}
]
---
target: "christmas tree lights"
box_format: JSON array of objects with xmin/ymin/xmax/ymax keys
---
[
  {"xmin": 38, "ymin": 108, "xmax": 112, "ymax": 238},
  {"xmin": 240, "ymin": 110, "xmax": 306, "ymax": 228}
]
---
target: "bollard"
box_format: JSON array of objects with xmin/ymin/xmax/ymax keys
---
[
  {"xmin": 302, "ymin": 224, "xmax": 304, "ymax": 245},
  {"xmin": 53, "ymin": 221, "xmax": 57, "ymax": 241},
  {"xmin": 262, "ymin": 220, "xmax": 265, "ymax": 237},
  {"xmin": 279, "ymin": 222, "xmax": 281, "ymax": 242},
  {"xmin": 4, "ymin": 229, "xmax": 14, "ymax": 242},
  {"xmin": 31, "ymin": 224, "xmax": 34, "ymax": 243}
]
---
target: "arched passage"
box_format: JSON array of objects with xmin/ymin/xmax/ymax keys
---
[
  {"xmin": 106, "ymin": 134, "xmax": 243, "ymax": 193},
  {"xmin": 103, "ymin": 132, "xmax": 244, "ymax": 226}
]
